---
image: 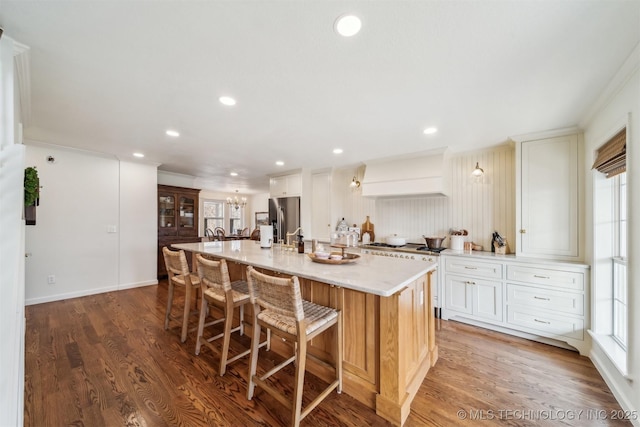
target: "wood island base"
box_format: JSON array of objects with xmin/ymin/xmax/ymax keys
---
[{"xmin": 232, "ymin": 264, "xmax": 439, "ymax": 426}]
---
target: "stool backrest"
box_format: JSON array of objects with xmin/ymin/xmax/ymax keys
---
[
  {"xmin": 246, "ymin": 266, "xmax": 304, "ymax": 321},
  {"xmin": 162, "ymin": 247, "xmax": 189, "ymax": 277},
  {"xmin": 195, "ymin": 254, "xmax": 232, "ymax": 292}
]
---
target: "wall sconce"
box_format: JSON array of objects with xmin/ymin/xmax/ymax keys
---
[
  {"xmin": 350, "ymin": 176, "xmax": 361, "ymax": 188},
  {"xmin": 471, "ymin": 162, "xmax": 484, "ymax": 177},
  {"xmin": 226, "ymin": 190, "xmax": 247, "ymax": 210}
]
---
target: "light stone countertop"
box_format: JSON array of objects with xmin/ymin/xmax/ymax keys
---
[
  {"xmin": 440, "ymin": 249, "xmax": 590, "ymax": 269},
  {"xmin": 172, "ymin": 240, "xmax": 437, "ymax": 297}
]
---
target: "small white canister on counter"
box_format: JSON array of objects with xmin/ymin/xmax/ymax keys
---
[{"xmin": 450, "ymin": 235, "xmax": 464, "ymax": 251}]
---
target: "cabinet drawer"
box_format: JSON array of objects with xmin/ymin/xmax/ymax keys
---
[
  {"xmin": 506, "ymin": 284, "xmax": 583, "ymax": 316},
  {"xmin": 506, "ymin": 265, "xmax": 584, "ymax": 291},
  {"xmin": 507, "ymin": 306, "xmax": 583, "ymax": 340},
  {"xmin": 445, "ymin": 258, "xmax": 502, "ymax": 279}
]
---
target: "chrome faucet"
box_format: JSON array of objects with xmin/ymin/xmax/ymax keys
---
[{"xmin": 284, "ymin": 227, "xmax": 302, "ymax": 250}]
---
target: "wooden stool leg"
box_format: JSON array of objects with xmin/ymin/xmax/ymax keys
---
[
  {"xmin": 181, "ymin": 282, "xmax": 192, "ymax": 343},
  {"xmin": 219, "ymin": 299, "xmax": 234, "ymax": 376},
  {"xmin": 165, "ymin": 282, "xmax": 174, "ymax": 330},
  {"xmin": 247, "ymin": 319, "xmax": 262, "ymax": 400},
  {"xmin": 337, "ymin": 312, "xmax": 343, "ymax": 393},
  {"xmin": 266, "ymin": 328, "xmax": 271, "ymax": 351},
  {"xmin": 291, "ymin": 338, "xmax": 307, "ymax": 427},
  {"xmin": 239, "ymin": 304, "xmax": 245, "ymax": 336},
  {"xmin": 195, "ymin": 296, "xmax": 208, "ymax": 355}
]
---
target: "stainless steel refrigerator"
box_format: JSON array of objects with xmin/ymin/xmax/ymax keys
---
[{"xmin": 268, "ymin": 197, "xmax": 301, "ymax": 243}]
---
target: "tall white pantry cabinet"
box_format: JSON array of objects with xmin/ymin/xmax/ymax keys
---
[{"xmin": 515, "ymin": 130, "xmax": 582, "ymax": 261}]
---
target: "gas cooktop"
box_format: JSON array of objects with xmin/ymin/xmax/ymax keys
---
[{"xmin": 362, "ymin": 242, "xmax": 446, "ymax": 255}]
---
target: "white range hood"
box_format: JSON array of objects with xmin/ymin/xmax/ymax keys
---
[{"xmin": 361, "ymin": 149, "xmax": 448, "ymax": 198}]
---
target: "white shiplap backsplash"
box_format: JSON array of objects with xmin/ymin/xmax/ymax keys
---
[{"xmin": 336, "ymin": 144, "xmax": 515, "ymax": 252}]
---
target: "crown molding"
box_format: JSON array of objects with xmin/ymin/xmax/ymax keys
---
[{"xmin": 580, "ymin": 42, "xmax": 640, "ymax": 128}]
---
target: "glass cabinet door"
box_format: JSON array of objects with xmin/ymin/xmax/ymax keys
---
[
  {"xmin": 179, "ymin": 196, "xmax": 195, "ymax": 229},
  {"xmin": 159, "ymin": 195, "xmax": 175, "ymax": 228}
]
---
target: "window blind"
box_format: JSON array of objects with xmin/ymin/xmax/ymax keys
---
[{"xmin": 592, "ymin": 128, "xmax": 626, "ymax": 178}]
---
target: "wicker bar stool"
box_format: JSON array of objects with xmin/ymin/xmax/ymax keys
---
[
  {"xmin": 194, "ymin": 254, "xmax": 270, "ymax": 375},
  {"xmin": 162, "ymin": 247, "xmax": 201, "ymax": 342},
  {"xmin": 246, "ymin": 266, "xmax": 343, "ymax": 427}
]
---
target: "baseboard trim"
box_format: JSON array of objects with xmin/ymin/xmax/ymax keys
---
[
  {"xmin": 25, "ymin": 280, "xmax": 158, "ymax": 305},
  {"xmin": 589, "ymin": 344, "xmax": 639, "ymax": 427}
]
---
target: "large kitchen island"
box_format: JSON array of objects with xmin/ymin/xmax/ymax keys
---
[{"xmin": 172, "ymin": 240, "xmax": 438, "ymax": 426}]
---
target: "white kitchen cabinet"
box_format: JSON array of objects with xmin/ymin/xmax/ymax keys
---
[
  {"xmin": 310, "ymin": 170, "xmax": 332, "ymax": 241},
  {"xmin": 444, "ymin": 257, "xmax": 502, "ymax": 280},
  {"xmin": 505, "ymin": 263, "xmax": 587, "ymax": 348},
  {"xmin": 506, "ymin": 305, "xmax": 585, "ymax": 341},
  {"xmin": 514, "ymin": 130, "xmax": 582, "ymax": 261},
  {"xmin": 506, "ymin": 284, "xmax": 584, "ymax": 316},
  {"xmin": 443, "ymin": 257, "xmax": 504, "ymax": 323},
  {"xmin": 441, "ymin": 253, "xmax": 590, "ymax": 355},
  {"xmin": 445, "ymin": 274, "xmax": 503, "ymax": 322},
  {"xmin": 270, "ymin": 173, "xmax": 302, "ymax": 197}
]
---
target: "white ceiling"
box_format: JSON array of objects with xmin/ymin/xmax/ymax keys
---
[{"xmin": 1, "ymin": 1, "xmax": 639, "ymax": 193}]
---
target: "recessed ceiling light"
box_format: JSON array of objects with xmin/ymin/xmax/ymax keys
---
[
  {"xmin": 230, "ymin": 172, "xmax": 238, "ymax": 176},
  {"xmin": 275, "ymin": 161, "xmax": 284, "ymax": 166},
  {"xmin": 166, "ymin": 129, "xmax": 180, "ymax": 137},
  {"xmin": 133, "ymin": 152, "xmax": 144, "ymax": 158},
  {"xmin": 333, "ymin": 148, "xmax": 344, "ymax": 154},
  {"xmin": 335, "ymin": 15, "xmax": 362, "ymax": 37},
  {"xmin": 219, "ymin": 96, "xmax": 237, "ymax": 106},
  {"xmin": 423, "ymin": 127, "xmax": 438, "ymax": 135}
]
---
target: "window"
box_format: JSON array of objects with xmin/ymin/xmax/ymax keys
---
[
  {"xmin": 203, "ymin": 200, "xmax": 224, "ymax": 232},
  {"xmin": 229, "ymin": 206, "xmax": 244, "ymax": 234},
  {"xmin": 591, "ymin": 125, "xmax": 628, "ymax": 375},
  {"xmin": 612, "ymin": 173, "xmax": 627, "ymax": 349}
]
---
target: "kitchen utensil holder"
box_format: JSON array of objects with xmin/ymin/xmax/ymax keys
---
[{"xmin": 493, "ymin": 239, "xmax": 509, "ymax": 254}]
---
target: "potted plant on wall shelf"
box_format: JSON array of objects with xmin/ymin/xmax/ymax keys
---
[{"xmin": 24, "ymin": 166, "xmax": 39, "ymax": 225}]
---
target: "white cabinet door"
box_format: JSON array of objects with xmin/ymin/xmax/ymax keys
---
[
  {"xmin": 517, "ymin": 133, "xmax": 580, "ymax": 259},
  {"xmin": 310, "ymin": 171, "xmax": 331, "ymax": 241},
  {"xmin": 270, "ymin": 173, "xmax": 302, "ymax": 197},
  {"xmin": 270, "ymin": 176, "xmax": 288, "ymax": 197},
  {"xmin": 445, "ymin": 275, "xmax": 473, "ymax": 315},
  {"xmin": 286, "ymin": 174, "xmax": 302, "ymax": 196},
  {"xmin": 473, "ymin": 279, "xmax": 503, "ymax": 322},
  {"xmin": 445, "ymin": 274, "xmax": 503, "ymax": 322}
]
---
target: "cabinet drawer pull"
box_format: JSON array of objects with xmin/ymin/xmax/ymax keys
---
[
  {"xmin": 533, "ymin": 275, "xmax": 550, "ymax": 279},
  {"xmin": 534, "ymin": 318, "xmax": 551, "ymax": 324},
  {"xmin": 464, "ymin": 266, "xmax": 478, "ymax": 270},
  {"xmin": 533, "ymin": 296, "xmax": 551, "ymax": 301},
  {"xmin": 465, "ymin": 281, "xmax": 476, "ymax": 285}
]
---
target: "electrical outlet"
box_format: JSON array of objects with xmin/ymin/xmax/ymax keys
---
[{"xmin": 47, "ymin": 275, "xmax": 56, "ymax": 285}]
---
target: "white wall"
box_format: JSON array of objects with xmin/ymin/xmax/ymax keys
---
[
  {"xmin": 581, "ymin": 43, "xmax": 640, "ymax": 420},
  {"xmin": 119, "ymin": 161, "xmax": 158, "ymax": 288},
  {"xmin": 24, "ymin": 143, "xmax": 158, "ymax": 304},
  {"xmin": 0, "ymin": 34, "xmax": 25, "ymax": 427}
]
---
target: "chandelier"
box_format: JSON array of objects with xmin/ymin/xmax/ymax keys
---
[{"xmin": 227, "ymin": 190, "xmax": 247, "ymax": 210}]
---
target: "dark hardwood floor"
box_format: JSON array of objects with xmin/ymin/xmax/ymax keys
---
[{"xmin": 24, "ymin": 281, "xmax": 629, "ymax": 426}]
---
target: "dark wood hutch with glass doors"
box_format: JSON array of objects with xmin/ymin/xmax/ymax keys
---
[{"xmin": 157, "ymin": 185, "xmax": 200, "ymax": 277}]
